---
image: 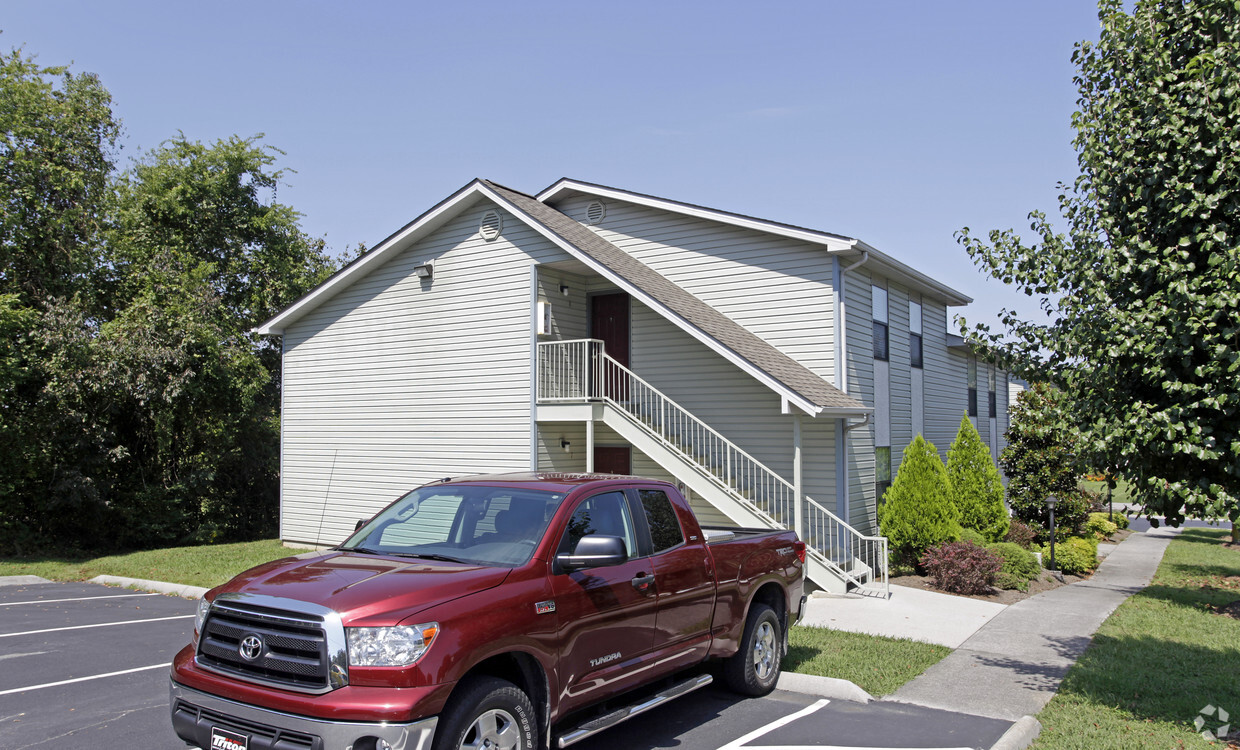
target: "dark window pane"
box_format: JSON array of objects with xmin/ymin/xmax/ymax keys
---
[
  {"xmin": 989, "ymin": 390, "xmax": 997, "ymax": 418},
  {"xmin": 873, "ymin": 321, "xmax": 889, "ymax": 360},
  {"xmin": 639, "ymin": 489, "xmax": 684, "ymax": 553},
  {"xmin": 968, "ymin": 388, "xmax": 978, "ymax": 417},
  {"xmin": 909, "ymin": 333, "xmax": 923, "ymax": 368}
]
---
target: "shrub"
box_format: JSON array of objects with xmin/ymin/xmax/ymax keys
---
[
  {"xmin": 956, "ymin": 526, "xmax": 986, "ymax": 546},
  {"xmin": 1004, "ymin": 518, "xmax": 1038, "ymax": 549},
  {"xmin": 1001, "ymin": 384, "xmax": 1085, "ymax": 539},
  {"xmin": 1044, "ymin": 536, "xmax": 1099, "ymax": 575},
  {"xmin": 947, "ymin": 415, "xmax": 1010, "ymax": 542},
  {"xmin": 878, "ymin": 435, "xmax": 959, "ymax": 569},
  {"xmin": 1085, "ymin": 512, "xmax": 1119, "ymax": 539},
  {"xmin": 920, "ymin": 541, "xmax": 1001, "ymax": 595},
  {"xmin": 987, "ymin": 542, "xmax": 1041, "ymax": 591},
  {"xmin": 1113, "ymin": 513, "xmax": 1130, "ymax": 530}
]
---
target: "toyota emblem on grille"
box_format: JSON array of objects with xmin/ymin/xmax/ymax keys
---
[{"xmin": 239, "ymin": 634, "xmax": 264, "ymax": 661}]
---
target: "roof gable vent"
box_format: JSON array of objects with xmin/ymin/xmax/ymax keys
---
[
  {"xmin": 585, "ymin": 200, "xmax": 607, "ymax": 226},
  {"xmin": 480, "ymin": 210, "xmax": 503, "ymax": 241}
]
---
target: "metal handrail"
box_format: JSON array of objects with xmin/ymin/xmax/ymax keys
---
[{"xmin": 537, "ymin": 339, "xmax": 889, "ymax": 594}]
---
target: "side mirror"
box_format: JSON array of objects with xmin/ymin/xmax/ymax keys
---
[{"xmin": 556, "ymin": 535, "xmax": 628, "ymax": 571}]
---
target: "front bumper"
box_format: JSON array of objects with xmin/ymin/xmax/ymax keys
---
[{"xmin": 170, "ymin": 681, "xmax": 438, "ymax": 750}]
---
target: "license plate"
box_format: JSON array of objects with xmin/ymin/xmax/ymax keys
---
[{"xmin": 210, "ymin": 726, "xmax": 249, "ymax": 750}]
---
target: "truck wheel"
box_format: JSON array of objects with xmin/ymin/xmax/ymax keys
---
[
  {"xmin": 723, "ymin": 603, "xmax": 782, "ymax": 696},
  {"xmin": 434, "ymin": 676, "xmax": 536, "ymax": 750}
]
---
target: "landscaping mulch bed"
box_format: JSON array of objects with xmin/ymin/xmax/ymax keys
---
[{"xmin": 890, "ymin": 568, "xmax": 1087, "ymax": 604}]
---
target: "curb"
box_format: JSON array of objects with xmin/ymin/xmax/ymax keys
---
[
  {"xmin": 89, "ymin": 575, "xmax": 208, "ymax": 600},
  {"xmin": 776, "ymin": 671, "xmax": 874, "ymax": 703},
  {"xmin": 990, "ymin": 715, "xmax": 1041, "ymax": 750},
  {"xmin": 0, "ymin": 575, "xmax": 52, "ymax": 587}
]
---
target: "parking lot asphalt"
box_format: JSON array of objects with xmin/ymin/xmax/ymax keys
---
[
  {"xmin": 0, "ymin": 580, "xmax": 195, "ymax": 749},
  {"xmin": 0, "ymin": 579, "xmax": 1018, "ymax": 750}
]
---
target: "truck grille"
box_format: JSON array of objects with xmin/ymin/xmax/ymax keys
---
[{"xmin": 197, "ymin": 596, "xmax": 345, "ymax": 693}]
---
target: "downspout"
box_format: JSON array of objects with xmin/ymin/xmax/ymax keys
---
[{"xmin": 834, "ymin": 250, "xmax": 869, "ymax": 522}]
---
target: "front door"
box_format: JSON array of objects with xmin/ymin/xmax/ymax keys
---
[
  {"xmin": 593, "ymin": 446, "xmax": 631, "ymax": 476},
  {"xmin": 590, "ymin": 293, "xmax": 630, "ymax": 400}
]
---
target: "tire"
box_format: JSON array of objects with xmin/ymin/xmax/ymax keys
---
[
  {"xmin": 433, "ymin": 676, "xmax": 537, "ymax": 750},
  {"xmin": 723, "ymin": 603, "xmax": 782, "ymax": 696}
]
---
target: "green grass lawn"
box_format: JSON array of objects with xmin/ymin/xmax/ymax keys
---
[
  {"xmin": 786, "ymin": 625, "xmax": 950, "ymax": 697},
  {"xmin": 0, "ymin": 539, "xmax": 296, "ymax": 589},
  {"xmin": 1031, "ymin": 528, "xmax": 1240, "ymax": 749},
  {"xmin": 1081, "ymin": 477, "xmax": 1133, "ymax": 507}
]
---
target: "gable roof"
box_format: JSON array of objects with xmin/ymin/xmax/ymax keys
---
[
  {"xmin": 258, "ymin": 177, "xmax": 872, "ymax": 416},
  {"xmin": 477, "ymin": 180, "xmax": 866, "ymax": 416},
  {"xmin": 538, "ymin": 178, "xmax": 973, "ymax": 307}
]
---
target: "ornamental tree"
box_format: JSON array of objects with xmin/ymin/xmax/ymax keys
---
[
  {"xmin": 947, "ymin": 414, "xmax": 1010, "ymax": 542},
  {"xmin": 957, "ymin": 0, "xmax": 1240, "ymax": 530},
  {"xmin": 877, "ymin": 435, "xmax": 959, "ymax": 569}
]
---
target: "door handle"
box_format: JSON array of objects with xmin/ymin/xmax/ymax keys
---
[{"xmin": 631, "ymin": 572, "xmax": 655, "ymax": 593}]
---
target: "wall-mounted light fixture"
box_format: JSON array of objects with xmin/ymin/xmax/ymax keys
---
[
  {"xmin": 413, "ymin": 262, "xmax": 434, "ymax": 280},
  {"xmin": 560, "ymin": 438, "xmax": 571, "ymax": 454},
  {"xmin": 559, "ymin": 284, "xmax": 569, "ymax": 296}
]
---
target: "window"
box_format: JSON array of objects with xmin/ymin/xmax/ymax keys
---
[
  {"xmin": 560, "ymin": 491, "xmax": 638, "ymax": 560},
  {"xmin": 872, "ymin": 285, "xmax": 889, "ymax": 361},
  {"xmin": 988, "ymin": 364, "xmax": 997, "ymax": 418},
  {"xmin": 639, "ymin": 489, "xmax": 684, "ymax": 553},
  {"xmin": 967, "ymin": 357, "xmax": 978, "ymax": 417},
  {"xmin": 909, "ymin": 300, "xmax": 923, "ymax": 369},
  {"xmin": 876, "ymin": 447, "xmax": 892, "ymax": 504}
]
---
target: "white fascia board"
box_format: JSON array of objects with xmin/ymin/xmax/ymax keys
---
[
  {"xmin": 537, "ymin": 179, "xmax": 857, "ymax": 253},
  {"xmin": 845, "ymin": 240, "xmax": 973, "ymax": 306},
  {"xmin": 481, "ymin": 183, "xmax": 834, "ymax": 419},
  {"xmin": 257, "ymin": 180, "xmax": 488, "ymax": 335}
]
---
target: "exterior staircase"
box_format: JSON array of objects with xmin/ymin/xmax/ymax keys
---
[{"xmin": 537, "ymin": 339, "xmax": 888, "ymax": 596}]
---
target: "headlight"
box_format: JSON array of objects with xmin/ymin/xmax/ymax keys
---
[
  {"xmin": 194, "ymin": 596, "xmax": 212, "ymax": 634},
  {"xmin": 347, "ymin": 623, "xmax": 439, "ymax": 667}
]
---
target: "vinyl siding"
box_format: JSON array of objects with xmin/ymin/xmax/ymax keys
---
[
  {"xmin": 552, "ymin": 196, "xmax": 836, "ymax": 381},
  {"xmin": 922, "ymin": 300, "xmax": 968, "ymax": 462},
  {"xmin": 280, "ymin": 201, "xmax": 572, "ymax": 545},
  {"xmin": 843, "ymin": 268, "xmax": 875, "ymax": 531},
  {"xmin": 887, "ymin": 283, "xmax": 914, "ymax": 466}
]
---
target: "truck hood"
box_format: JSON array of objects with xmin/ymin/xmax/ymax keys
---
[{"xmin": 215, "ymin": 550, "xmax": 511, "ymax": 625}]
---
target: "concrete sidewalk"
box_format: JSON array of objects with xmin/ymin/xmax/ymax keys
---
[
  {"xmin": 888, "ymin": 526, "xmax": 1180, "ymax": 720},
  {"xmin": 802, "ymin": 581, "xmax": 1008, "ymax": 648}
]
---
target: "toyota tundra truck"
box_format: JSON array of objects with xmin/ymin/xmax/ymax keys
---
[{"xmin": 170, "ymin": 472, "xmax": 806, "ymax": 750}]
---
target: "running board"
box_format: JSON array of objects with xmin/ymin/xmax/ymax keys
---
[{"xmin": 555, "ymin": 674, "xmax": 713, "ymax": 748}]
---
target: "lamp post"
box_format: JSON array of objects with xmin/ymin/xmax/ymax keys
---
[{"xmin": 1046, "ymin": 494, "xmax": 1059, "ymax": 571}]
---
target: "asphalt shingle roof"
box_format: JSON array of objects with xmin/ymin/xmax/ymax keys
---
[{"xmin": 483, "ymin": 180, "xmax": 867, "ymax": 414}]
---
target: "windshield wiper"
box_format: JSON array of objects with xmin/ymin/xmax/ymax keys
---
[
  {"xmin": 392, "ymin": 552, "xmax": 466, "ymax": 564},
  {"xmin": 339, "ymin": 546, "xmax": 386, "ymax": 555}
]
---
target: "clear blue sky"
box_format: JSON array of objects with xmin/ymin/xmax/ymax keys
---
[{"xmin": 5, "ymin": 1, "xmax": 1102, "ymax": 331}]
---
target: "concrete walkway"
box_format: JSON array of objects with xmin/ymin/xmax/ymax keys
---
[
  {"xmin": 802, "ymin": 582, "xmax": 1008, "ymax": 648},
  {"xmin": 888, "ymin": 526, "xmax": 1180, "ymax": 720}
]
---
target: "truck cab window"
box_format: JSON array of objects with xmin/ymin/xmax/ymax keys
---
[
  {"xmin": 639, "ymin": 489, "xmax": 684, "ymax": 553},
  {"xmin": 560, "ymin": 491, "xmax": 638, "ymax": 558}
]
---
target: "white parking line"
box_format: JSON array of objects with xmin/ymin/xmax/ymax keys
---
[
  {"xmin": 0, "ymin": 664, "xmax": 168, "ymax": 697},
  {"xmin": 719, "ymin": 699, "xmax": 830, "ymax": 750},
  {"xmin": 0, "ymin": 592, "xmax": 161, "ymax": 607},
  {"xmin": 0, "ymin": 615, "xmax": 193, "ymax": 638}
]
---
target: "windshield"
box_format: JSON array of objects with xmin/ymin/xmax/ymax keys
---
[{"xmin": 340, "ymin": 485, "xmax": 564, "ymax": 567}]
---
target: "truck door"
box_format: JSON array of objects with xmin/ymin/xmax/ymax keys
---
[
  {"xmin": 634, "ymin": 488, "xmax": 716, "ymax": 664},
  {"xmin": 550, "ymin": 490, "xmax": 658, "ymax": 714}
]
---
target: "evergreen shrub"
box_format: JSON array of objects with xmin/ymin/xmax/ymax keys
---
[
  {"xmin": 947, "ymin": 415, "xmax": 1010, "ymax": 541},
  {"xmin": 1044, "ymin": 536, "xmax": 1099, "ymax": 575},
  {"xmin": 1085, "ymin": 513, "xmax": 1119, "ymax": 539},
  {"xmin": 919, "ymin": 541, "xmax": 1001, "ymax": 595},
  {"xmin": 987, "ymin": 541, "xmax": 1041, "ymax": 591},
  {"xmin": 878, "ymin": 435, "xmax": 959, "ymax": 570}
]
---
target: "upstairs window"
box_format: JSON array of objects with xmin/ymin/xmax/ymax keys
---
[
  {"xmin": 988, "ymin": 365, "xmax": 998, "ymax": 418},
  {"xmin": 872, "ymin": 285, "xmax": 889, "ymax": 361},
  {"xmin": 909, "ymin": 300, "xmax": 923, "ymax": 369},
  {"xmin": 967, "ymin": 357, "xmax": 978, "ymax": 417}
]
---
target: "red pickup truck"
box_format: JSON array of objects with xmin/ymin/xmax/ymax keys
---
[{"xmin": 170, "ymin": 473, "xmax": 805, "ymax": 750}]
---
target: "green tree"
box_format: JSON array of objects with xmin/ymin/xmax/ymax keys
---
[
  {"xmin": 1000, "ymin": 384, "xmax": 1089, "ymax": 541},
  {"xmin": 877, "ymin": 435, "xmax": 959, "ymax": 569},
  {"xmin": 957, "ymin": 0, "xmax": 1240, "ymax": 530},
  {"xmin": 947, "ymin": 414, "xmax": 1009, "ymax": 542}
]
